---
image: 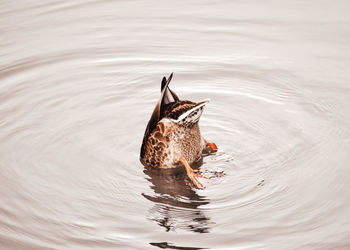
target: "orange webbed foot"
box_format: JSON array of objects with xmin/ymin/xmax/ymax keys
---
[
  {"xmin": 207, "ymin": 142, "xmax": 218, "ymax": 153},
  {"xmin": 179, "ymin": 156, "xmax": 207, "ymax": 189}
]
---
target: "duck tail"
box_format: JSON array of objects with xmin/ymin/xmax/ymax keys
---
[{"xmin": 161, "ymin": 73, "xmax": 179, "ymax": 105}]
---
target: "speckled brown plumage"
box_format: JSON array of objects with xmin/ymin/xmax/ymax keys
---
[
  {"xmin": 140, "ymin": 74, "xmax": 208, "ymax": 169},
  {"xmin": 141, "ymin": 107, "xmax": 205, "ymax": 168}
]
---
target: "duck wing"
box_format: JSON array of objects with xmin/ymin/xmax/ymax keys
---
[
  {"xmin": 162, "ymin": 99, "xmax": 210, "ymax": 127},
  {"xmin": 174, "ymin": 100, "xmax": 209, "ymax": 126},
  {"xmin": 140, "ymin": 73, "xmax": 174, "ymax": 158}
]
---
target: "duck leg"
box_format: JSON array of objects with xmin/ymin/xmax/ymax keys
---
[
  {"xmin": 207, "ymin": 142, "xmax": 218, "ymax": 152},
  {"xmin": 179, "ymin": 156, "xmax": 207, "ymax": 189}
]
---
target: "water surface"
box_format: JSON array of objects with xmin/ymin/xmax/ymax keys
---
[{"xmin": 1, "ymin": 1, "xmax": 350, "ymax": 249}]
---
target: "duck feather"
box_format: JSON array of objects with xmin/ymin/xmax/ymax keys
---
[{"xmin": 141, "ymin": 73, "xmax": 174, "ymax": 158}]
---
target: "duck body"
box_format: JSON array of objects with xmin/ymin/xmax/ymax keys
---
[
  {"xmin": 141, "ymin": 100, "xmax": 207, "ymax": 168},
  {"xmin": 140, "ymin": 73, "xmax": 217, "ymax": 188}
]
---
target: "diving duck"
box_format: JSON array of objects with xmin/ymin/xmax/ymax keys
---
[{"xmin": 140, "ymin": 73, "xmax": 217, "ymax": 189}]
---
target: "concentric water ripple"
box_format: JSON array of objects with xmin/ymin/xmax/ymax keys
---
[{"xmin": 1, "ymin": 1, "xmax": 350, "ymax": 249}]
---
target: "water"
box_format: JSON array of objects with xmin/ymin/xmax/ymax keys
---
[{"xmin": 1, "ymin": 1, "xmax": 350, "ymax": 249}]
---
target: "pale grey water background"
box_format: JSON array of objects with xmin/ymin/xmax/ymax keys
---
[{"xmin": 1, "ymin": 1, "xmax": 350, "ymax": 249}]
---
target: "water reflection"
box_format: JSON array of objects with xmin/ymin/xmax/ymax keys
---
[
  {"xmin": 150, "ymin": 241, "xmax": 206, "ymax": 250},
  {"xmin": 142, "ymin": 160, "xmax": 212, "ymax": 234}
]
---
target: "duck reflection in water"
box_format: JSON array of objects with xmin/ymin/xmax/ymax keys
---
[{"xmin": 142, "ymin": 157, "xmax": 213, "ymax": 233}]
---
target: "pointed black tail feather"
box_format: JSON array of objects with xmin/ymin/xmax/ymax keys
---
[{"xmin": 161, "ymin": 72, "xmax": 173, "ymax": 92}]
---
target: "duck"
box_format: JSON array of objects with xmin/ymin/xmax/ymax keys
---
[{"xmin": 140, "ymin": 73, "xmax": 217, "ymax": 189}]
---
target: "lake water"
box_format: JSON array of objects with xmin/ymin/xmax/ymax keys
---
[{"xmin": 1, "ymin": 1, "xmax": 350, "ymax": 249}]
